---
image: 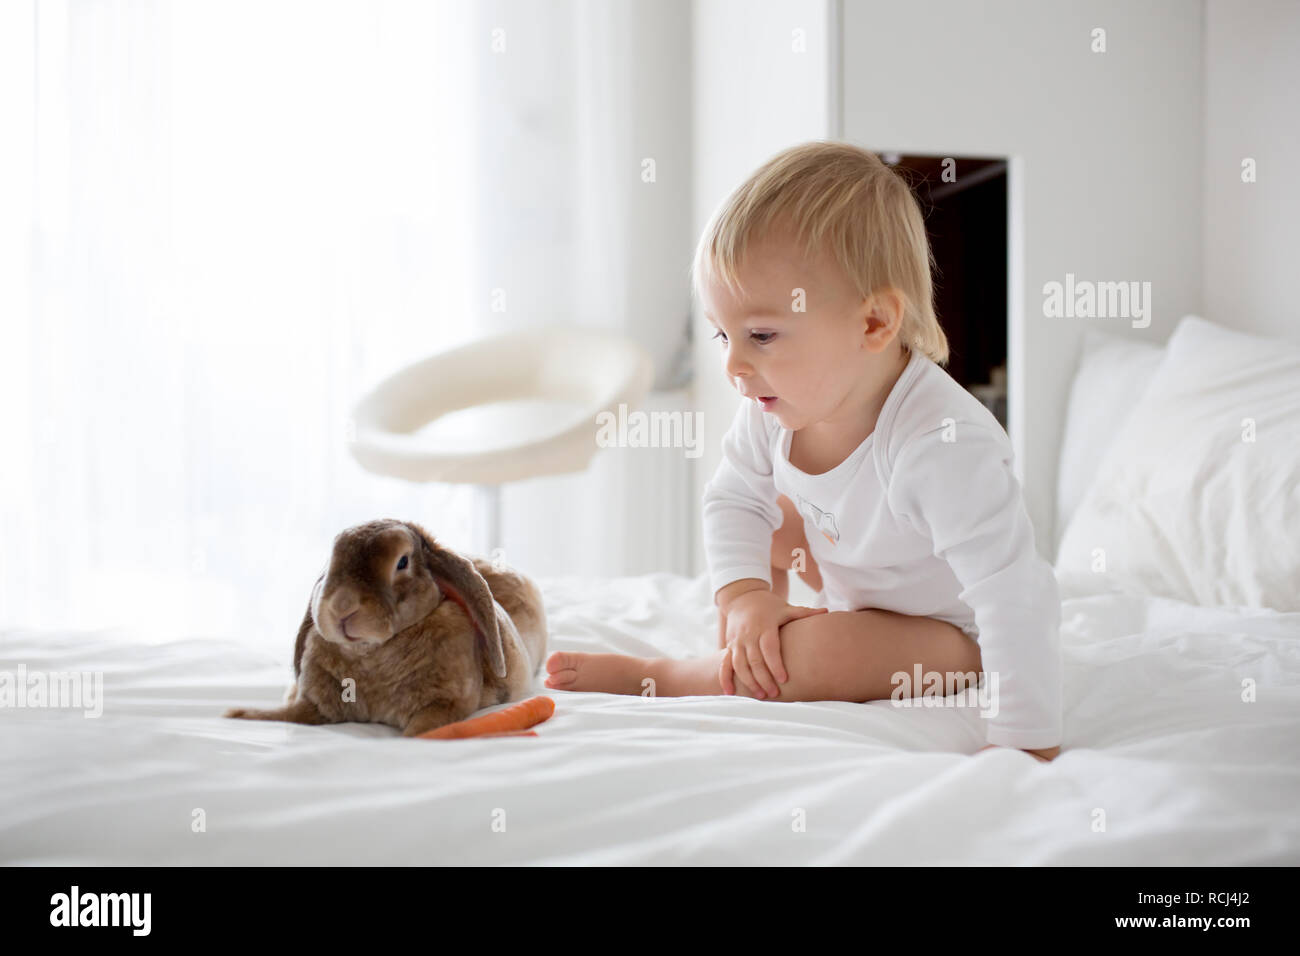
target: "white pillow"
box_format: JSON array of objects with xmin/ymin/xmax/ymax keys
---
[
  {"xmin": 1055, "ymin": 315, "xmax": 1300, "ymax": 612},
  {"xmin": 1054, "ymin": 329, "xmax": 1166, "ymax": 554}
]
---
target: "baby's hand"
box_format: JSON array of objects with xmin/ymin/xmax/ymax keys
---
[{"xmin": 718, "ymin": 590, "xmax": 827, "ymax": 698}]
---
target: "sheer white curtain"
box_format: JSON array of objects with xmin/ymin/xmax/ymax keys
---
[
  {"xmin": 1, "ymin": 0, "xmax": 483, "ymax": 643},
  {"xmin": 0, "ymin": 0, "xmax": 695, "ymax": 645},
  {"xmin": 473, "ymin": 0, "xmax": 696, "ymax": 581}
]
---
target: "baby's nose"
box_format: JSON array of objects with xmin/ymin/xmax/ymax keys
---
[{"xmin": 725, "ymin": 346, "xmax": 752, "ymax": 377}]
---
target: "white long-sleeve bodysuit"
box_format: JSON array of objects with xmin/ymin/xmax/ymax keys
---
[{"xmin": 701, "ymin": 346, "xmax": 1063, "ymax": 750}]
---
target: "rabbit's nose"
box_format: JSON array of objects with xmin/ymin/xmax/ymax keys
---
[{"xmin": 329, "ymin": 591, "xmax": 360, "ymax": 620}]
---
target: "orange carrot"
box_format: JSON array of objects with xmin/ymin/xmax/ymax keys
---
[{"xmin": 418, "ymin": 695, "xmax": 554, "ymax": 740}]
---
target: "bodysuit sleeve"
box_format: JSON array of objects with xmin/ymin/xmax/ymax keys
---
[
  {"xmin": 886, "ymin": 422, "xmax": 1063, "ymax": 750},
  {"xmin": 701, "ymin": 397, "xmax": 785, "ymax": 599}
]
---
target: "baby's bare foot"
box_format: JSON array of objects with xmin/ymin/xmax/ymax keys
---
[
  {"xmin": 544, "ymin": 651, "xmax": 657, "ymax": 696},
  {"xmin": 544, "ymin": 649, "xmax": 739, "ymax": 698}
]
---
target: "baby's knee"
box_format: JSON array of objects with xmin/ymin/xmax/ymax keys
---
[
  {"xmin": 723, "ymin": 656, "xmax": 785, "ymax": 701},
  {"xmin": 735, "ymin": 617, "xmax": 815, "ymax": 703},
  {"xmin": 769, "ymin": 612, "xmax": 868, "ymax": 703}
]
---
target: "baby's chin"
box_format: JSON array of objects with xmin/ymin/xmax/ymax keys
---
[
  {"xmin": 764, "ymin": 400, "xmax": 799, "ymax": 425},
  {"xmin": 752, "ymin": 394, "xmax": 814, "ymax": 429}
]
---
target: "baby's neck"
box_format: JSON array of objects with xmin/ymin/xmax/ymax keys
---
[
  {"xmin": 804, "ymin": 343, "xmax": 909, "ymax": 445},
  {"xmin": 788, "ymin": 344, "xmax": 909, "ymax": 475}
]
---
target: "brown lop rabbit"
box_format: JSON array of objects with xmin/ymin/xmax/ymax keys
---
[{"xmin": 224, "ymin": 518, "xmax": 548, "ymax": 737}]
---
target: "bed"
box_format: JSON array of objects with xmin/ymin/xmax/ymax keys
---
[{"xmin": 3, "ymin": 315, "xmax": 1298, "ymax": 865}]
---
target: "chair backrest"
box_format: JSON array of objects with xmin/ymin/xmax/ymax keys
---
[{"xmin": 348, "ymin": 323, "xmax": 655, "ymax": 484}]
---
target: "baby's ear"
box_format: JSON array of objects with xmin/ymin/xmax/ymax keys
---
[{"xmin": 864, "ymin": 288, "xmax": 906, "ymax": 340}]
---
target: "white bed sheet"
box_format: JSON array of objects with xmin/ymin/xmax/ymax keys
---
[{"xmin": 2, "ymin": 572, "xmax": 1298, "ymax": 865}]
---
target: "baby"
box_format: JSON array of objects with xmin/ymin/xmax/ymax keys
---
[{"xmin": 545, "ymin": 141, "xmax": 1062, "ymax": 762}]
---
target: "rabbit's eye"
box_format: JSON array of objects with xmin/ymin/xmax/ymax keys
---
[{"xmin": 396, "ymin": 555, "xmax": 409, "ymax": 571}]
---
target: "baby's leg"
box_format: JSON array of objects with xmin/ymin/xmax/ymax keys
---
[
  {"xmin": 744, "ymin": 608, "xmax": 982, "ymax": 703},
  {"xmin": 545, "ymin": 608, "xmax": 980, "ymax": 702},
  {"xmin": 544, "ymin": 648, "xmax": 733, "ymax": 697}
]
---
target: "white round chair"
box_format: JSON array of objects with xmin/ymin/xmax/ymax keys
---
[{"xmin": 347, "ymin": 323, "xmax": 655, "ymax": 554}]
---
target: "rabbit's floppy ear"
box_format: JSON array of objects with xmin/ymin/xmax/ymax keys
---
[
  {"xmin": 293, "ymin": 571, "xmax": 326, "ymax": 678},
  {"xmin": 406, "ymin": 522, "xmax": 507, "ymax": 679}
]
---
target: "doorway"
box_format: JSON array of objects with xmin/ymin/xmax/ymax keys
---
[{"xmin": 880, "ymin": 153, "xmax": 1010, "ymax": 431}]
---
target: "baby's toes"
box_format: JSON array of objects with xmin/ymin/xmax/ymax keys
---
[
  {"xmin": 544, "ymin": 650, "xmax": 573, "ymax": 674},
  {"xmin": 544, "ymin": 651, "xmax": 581, "ymax": 689}
]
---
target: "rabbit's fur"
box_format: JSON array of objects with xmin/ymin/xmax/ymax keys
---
[{"xmin": 224, "ymin": 518, "xmax": 547, "ymax": 737}]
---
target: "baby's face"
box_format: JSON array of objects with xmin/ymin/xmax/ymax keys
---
[{"xmin": 701, "ymin": 231, "xmax": 892, "ymax": 431}]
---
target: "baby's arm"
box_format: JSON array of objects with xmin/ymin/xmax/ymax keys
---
[
  {"xmin": 716, "ymin": 578, "xmax": 769, "ymax": 609},
  {"xmin": 714, "ymin": 578, "xmax": 767, "ymax": 648},
  {"xmin": 888, "ymin": 422, "xmax": 1064, "ymax": 753},
  {"xmin": 702, "ymin": 399, "xmax": 786, "ymax": 610}
]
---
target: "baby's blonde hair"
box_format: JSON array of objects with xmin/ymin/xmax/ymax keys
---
[{"xmin": 691, "ymin": 140, "xmax": 948, "ymax": 366}]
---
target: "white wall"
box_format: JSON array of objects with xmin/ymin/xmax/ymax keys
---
[
  {"xmin": 1203, "ymin": 0, "xmax": 1300, "ymax": 343},
  {"xmin": 688, "ymin": 0, "xmax": 835, "ymax": 581},
  {"xmin": 839, "ymin": 0, "xmax": 1205, "ymax": 556},
  {"xmin": 686, "ymin": 0, "xmax": 1298, "ymax": 577}
]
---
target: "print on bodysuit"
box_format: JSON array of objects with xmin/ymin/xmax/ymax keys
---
[{"xmin": 795, "ymin": 492, "xmax": 840, "ymax": 545}]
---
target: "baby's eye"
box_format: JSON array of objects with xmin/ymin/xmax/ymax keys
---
[{"xmin": 711, "ymin": 329, "xmax": 775, "ymax": 345}]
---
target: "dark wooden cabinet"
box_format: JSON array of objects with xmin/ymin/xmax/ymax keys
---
[{"xmin": 886, "ymin": 154, "xmax": 1009, "ymax": 430}]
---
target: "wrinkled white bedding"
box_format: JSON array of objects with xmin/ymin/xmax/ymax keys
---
[{"xmin": 2, "ymin": 572, "xmax": 1298, "ymax": 865}]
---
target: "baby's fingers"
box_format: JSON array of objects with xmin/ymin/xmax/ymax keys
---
[
  {"xmin": 732, "ymin": 644, "xmax": 765, "ymax": 699},
  {"xmin": 718, "ymin": 648, "xmax": 735, "ymax": 695},
  {"xmin": 759, "ymin": 629, "xmax": 788, "ymax": 687},
  {"xmin": 733, "ymin": 647, "xmax": 769, "ymax": 697},
  {"xmin": 749, "ymin": 655, "xmax": 779, "ymax": 699},
  {"xmin": 736, "ymin": 641, "xmax": 777, "ymax": 699},
  {"xmin": 780, "ymin": 604, "xmax": 829, "ymax": 625}
]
